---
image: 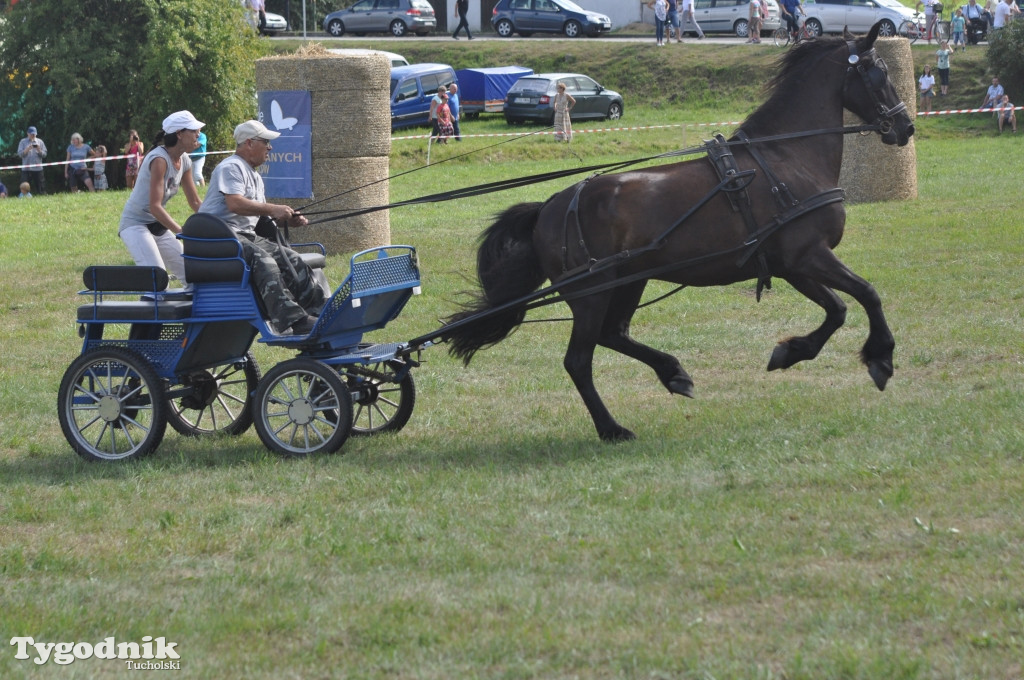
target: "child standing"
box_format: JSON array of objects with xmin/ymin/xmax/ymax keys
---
[
  {"xmin": 919, "ymin": 65, "xmax": 935, "ymax": 113},
  {"xmin": 951, "ymin": 9, "xmax": 966, "ymax": 50},
  {"xmin": 747, "ymin": 0, "xmax": 764, "ymax": 43},
  {"xmin": 92, "ymin": 145, "xmax": 108, "ymax": 191},
  {"xmin": 935, "ymin": 42, "xmax": 952, "ymax": 97}
]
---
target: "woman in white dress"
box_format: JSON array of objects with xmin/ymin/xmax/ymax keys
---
[{"xmin": 552, "ymin": 82, "xmax": 576, "ymax": 143}]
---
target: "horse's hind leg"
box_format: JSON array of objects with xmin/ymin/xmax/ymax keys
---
[
  {"xmin": 598, "ymin": 280, "xmax": 694, "ymax": 398},
  {"xmin": 563, "ymin": 293, "xmax": 637, "ymax": 442},
  {"xmin": 768, "ymin": 275, "xmax": 847, "ymax": 371}
]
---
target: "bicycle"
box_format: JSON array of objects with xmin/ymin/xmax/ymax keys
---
[
  {"xmin": 900, "ymin": 10, "xmax": 950, "ymax": 43},
  {"xmin": 773, "ymin": 14, "xmax": 815, "ymax": 46}
]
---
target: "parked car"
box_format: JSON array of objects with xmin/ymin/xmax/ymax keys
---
[
  {"xmin": 261, "ymin": 12, "xmax": 289, "ymax": 35},
  {"xmin": 503, "ymin": 73, "xmax": 623, "ymax": 125},
  {"xmin": 323, "ymin": 0, "xmax": 437, "ymax": 38},
  {"xmin": 687, "ymin": 0, "xmax": 782, "ymax": 38},
  {"xmin": 327, "ymin": 48, "xmax": 410, "ymax": 67},
  {"xmin": 390, "ymin": 63, "xmax": 457, "ymax": 130},
  {"xmin": 801, "ymin": 0, "xmax": 914, "ymax": 36},
  {"xmin": 491, "ymin": 0, "xmax": 613, "ymax": 38}
]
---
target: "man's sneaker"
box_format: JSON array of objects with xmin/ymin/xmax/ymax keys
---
[{"xmin": 290, "ymin": 315, "xmax": 318, "ymax": 336}]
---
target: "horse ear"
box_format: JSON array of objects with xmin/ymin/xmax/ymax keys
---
[
  {"xmin": 864, "ymin": 20, "xmax": 881, "ymax": 47},
  {"xmin": 843, "ymin": 25, "xmax": 854, "ymax": 40}
]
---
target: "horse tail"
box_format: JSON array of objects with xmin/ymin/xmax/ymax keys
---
[{"xmin": 444, "ymin": 201, "xmax": 547, "ymax": 365}]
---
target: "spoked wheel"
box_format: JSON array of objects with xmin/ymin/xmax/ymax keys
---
[
  {"xmin": 772, "ymin": 27, "xmax": 790, "ymax": 47},
  {"xmin": 253, "ymin": 359, "xmax": 353, "ymax": 457},
  {"xmin": 167, "ymin": 352, "xmax": 260, "ymax": 437},
  {"xmin": 898, "ymin": 19, "xmax": 920, "ymax": 43},
  {"xmin": 345, "ymin": 359, "xmax": 416, "ymax": 436},
  {"xmin": 58, "ymin": 347, "xmax": 168, "ymax": 462}
]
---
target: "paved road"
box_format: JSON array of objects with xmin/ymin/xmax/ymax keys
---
[{"xmin": 274, "ymin": 33, "xmax": 754, "ymax": 46}]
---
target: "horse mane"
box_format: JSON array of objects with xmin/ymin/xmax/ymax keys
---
[{"xmin": 741, "ymin": 35, "xmax": 851, "ymax": 134}]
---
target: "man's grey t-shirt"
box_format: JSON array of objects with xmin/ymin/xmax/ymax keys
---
[{"xmin": 198, "ymin": 154, "xmax": 263, "ymax": 236}]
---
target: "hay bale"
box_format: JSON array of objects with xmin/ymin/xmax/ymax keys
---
[
  {"xmin": 839, "ymin": 37, "xmax": 918, "ymax": 203},
  {"xmin": 256, "ymin": 49, "xmax": 392, "ymax": 253}
]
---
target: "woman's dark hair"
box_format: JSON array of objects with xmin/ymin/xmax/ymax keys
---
[{"xmin": 153, "ymin": 131, "xmax": 180, "ymax": 148}]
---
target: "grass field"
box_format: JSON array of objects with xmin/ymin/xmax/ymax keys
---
[{"xmin": 2, "ymin": 43, "xmax": 1023, "ymax": 679}]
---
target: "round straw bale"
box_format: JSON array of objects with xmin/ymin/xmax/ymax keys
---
[
  {"xmin": 839, "ymin": 37, "xmax": 917, "ymax": 203},
  {"xmin": 273, "ymin": 156, "xmax": 391, "ymax": 254}
]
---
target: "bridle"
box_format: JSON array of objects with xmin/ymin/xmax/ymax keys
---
[{"xmin": 844, "ymin": 40, "xmax": 907, "ymax": 135}]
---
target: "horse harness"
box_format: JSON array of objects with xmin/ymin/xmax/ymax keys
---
[{"xmin": 558, "ymin": 41, "xmax": 901, "ymax": 303}]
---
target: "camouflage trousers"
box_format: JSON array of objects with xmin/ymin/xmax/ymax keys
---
[{"xmin": 239, "ymin": 235, "xmax": 326, "ymax": 331}]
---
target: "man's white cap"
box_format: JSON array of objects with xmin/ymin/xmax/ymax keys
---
[
  {"xmin": 233, "ymin": 120, "xmax": 281, "ymax": 144},
  {"xmin": 162, "ymin": 110, "xmax": 205, "ymax": 134}
]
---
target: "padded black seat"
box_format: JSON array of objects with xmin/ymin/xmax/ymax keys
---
[
  {"xmin": 77, "ymin": 266, "xmax": 193, "ymax": 322},
  {"xmin": 181, "ymin": 213, "xmax": 247, "ymax": 284}
]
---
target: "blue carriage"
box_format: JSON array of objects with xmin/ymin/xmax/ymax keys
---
[{"xmin": 58, "ymin": 214, "xmax": 423, "ymax": 461}]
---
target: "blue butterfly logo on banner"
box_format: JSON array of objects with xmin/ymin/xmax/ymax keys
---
[{"xmin": 257, "ymin": 90, "xmax": 313, "ymax": 199}]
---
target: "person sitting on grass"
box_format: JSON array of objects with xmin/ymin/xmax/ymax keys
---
[{"xmin": 996, "ymin": 94, "xmax": 1017, "ymax": 133}]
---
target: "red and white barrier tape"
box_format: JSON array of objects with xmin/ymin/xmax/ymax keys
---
[{"xmin": 0, "ymin": 149, "xmax": 231, "ymax": 173}]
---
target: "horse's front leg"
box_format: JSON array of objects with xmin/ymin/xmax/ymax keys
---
[
  {"xmin": 778, "ymin": 254, "xmax": 895, "ymax": 390},
  {"xmin": 768, "ymin": 275, "xmax": 847, "ymax": 371},
  {"xmin": 564, "ymin": 297, "xmax": 637, "ymax": 442},
  {"xmin": 598, "ymin": 280, "xmax": 694, "ymax": 398}
]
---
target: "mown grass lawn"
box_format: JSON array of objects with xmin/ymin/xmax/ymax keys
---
[{"xmin": 1, "ymin": 88, "xmax": 1022, "ymax": 679}]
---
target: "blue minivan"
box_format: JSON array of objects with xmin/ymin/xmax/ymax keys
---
[{"xmin": 390, "ymin": 63, "xmax": 458, "ymax": 131}]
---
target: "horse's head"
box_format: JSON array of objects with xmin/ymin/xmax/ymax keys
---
[{"xmin": 841, "ymin": 22, "xmax": 915, "ymax": 146}]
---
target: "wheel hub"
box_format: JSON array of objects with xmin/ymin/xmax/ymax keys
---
[
  {"xmin": 288, "ymin": 398, "xmax": 315, "ymax": 426},
  {"xmin": 98, "ymin": 395, "xmax": 123, "ymax": 423},
  {"xmin": 180, "ymin": 371, "xmax": 218, "ymax": 409}
]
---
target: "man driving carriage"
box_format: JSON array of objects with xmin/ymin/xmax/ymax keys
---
[{"xmin": 197, "ymin": 120, "xmax": 325, "ymax": 337}]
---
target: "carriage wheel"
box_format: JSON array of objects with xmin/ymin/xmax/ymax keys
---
[
  {"xmin": 253, "ymin": 359, "xmax": 353, "ymax": 457},
  {"xmin": 346, "ymin": 360, "xmax": 416, "ymax": 436},
  {"xmin": 58, "ymin": 347, "xmax": 168, "ymax": 462},
  {"xmin": 167, "ymin": 352, "xmax": 260, "ymax": 437}
]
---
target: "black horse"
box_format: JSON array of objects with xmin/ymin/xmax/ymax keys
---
[{"xmin": 444, "ymin": 24, "xmax": 915, "ymax": 442}]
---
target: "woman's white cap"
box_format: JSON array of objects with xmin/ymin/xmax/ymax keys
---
[{"xmin": 162, "ymin": 110, "xmax": 205, "ymax": 134}]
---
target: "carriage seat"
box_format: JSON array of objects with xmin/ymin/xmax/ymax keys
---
[
  {"xmin": 180, "ymin": 213, "xmax": 326, "ymax": 285},
  {"xmin": 77, "ymin": 266, "xmax": 193, "ymax": 322}
]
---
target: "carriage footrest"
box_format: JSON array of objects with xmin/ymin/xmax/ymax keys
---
[
  {"xmin": 77, "ymin": 300, "xmax": 194, "ymax": 322},
  {"xmin": 330, "ymin": 342, "xmax": 405, "ymax": 365}
]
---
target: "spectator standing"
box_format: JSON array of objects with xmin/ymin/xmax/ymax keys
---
[
  {"xmin": 748, "ymin": 0, "xmax": 764, "ymax": 42},
  {"xmin": 191, "ymin": 129, "xmax": 208, "ymax": 187},
  {"xmin": 65, "ymin": 133, "xmax": 96, "ymax": 192},
  {"xmin": 198, "ymin": 120, "xmax": 326, "ymax": 336},
  {"xmin": 118, "ymin": 111, "xmax": 204, "ymax": 288},
  {"xmin": 935, "ymin": 42, "xmax": 952, "ymax": 96},
  {"xmin": 649, "ymin": 0, "xmax": 669, "ymax": 46},
  {"xmin": 666, "ymin": 0, "xmax": 681, "ymax": 42},
  {"xmin": 428, "ymin": 85, "xmax": 446, "ymax": 140},
  {"xmin": 123, "ymin": 130, "xmax": 144, "ymax": 190},
  {"xmin": 0, "ymin": 181, "xmax": 7, "ymax": 198},
  {"xmin": 17, "ymin": 126, "xmax": 47, "ymax": 194},
  {"xmin": 452, "ymin": 0, "xmax": 472, "ymax": 39},
  {"xmin": 447, "ymin": 83, "xmax": 462, "ymax": 141},
  {"xmin": 92, "ymin": 146, "xmax": 109, "ymax": 191},
  {"xmin": 435, "ymin": 92, "xmax": 455, "ymax": 144},
  {"xmin": 916, "ymin": 0, "xmax": 940, "ymax": 43},
  {"xmin": 552, "ymin": 81, "xmax": 576, "ymax": 143},
  {"xmin": 981, "ymin": 76, "xmax": 1003, "ymax": 108},
  {"xmin": 996, "ymin": 94, "xmax": 1016, "ymax": 132},
  {"xmin": 18, "ymin": 182, "xmax": 32, "ymax": 198},
  {"xmin": 918, "ymin": 65, "xmax": 935, "ymax": 113},
  {"xmin": 681, "ymin": 0, "xmax": 706, "ymax": 39},
  {"xmin": 951, "ymin": 9, "xmax": 966, "ymax": 50},
  {"xmin": 992, "ymin": 0, "xmax": 1020, "ymax": 27}
]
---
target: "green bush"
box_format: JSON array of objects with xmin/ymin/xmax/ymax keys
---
[
  {"xmin": 986, "ymin": 20, "xmax": 1024, "ymax": 100},
  {"xmin": 0, "ymin": 0, "xmax": 269, "ymax": 188}
]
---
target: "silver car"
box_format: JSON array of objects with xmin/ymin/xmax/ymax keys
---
[
  {"xmin": 687, "ymin": 0, "xmax": 782, "ymax": 38},
  {"xmin": 323, "ymin": 0, "xmax": 437, "ymax": 38},
  {"xmin": 801, "ymin": 0, "xmax": 915, "ymax": 36}
]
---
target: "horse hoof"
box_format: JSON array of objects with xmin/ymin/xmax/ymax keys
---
[
  {"xmin": 868, "ymin": 361, "xmax": 892, "ymax": 391},
  {"xmin": 599, "ymin": 426, "xmax": 637, "ymax": 443},
  {"xmin": 667, "ymin": 377, "xmax": 695, "ymax": 399},
  {"xmin": 767, "ymin": 342, "xmax": 789, "ymax": 372}
]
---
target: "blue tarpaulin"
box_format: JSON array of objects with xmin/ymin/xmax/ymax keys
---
[{"xmin": 454, "ymin": 66, "xmax": 534, "ymax": 115}]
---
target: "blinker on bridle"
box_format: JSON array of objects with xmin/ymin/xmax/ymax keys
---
[{"xmin": 844, "ymin": 40, "xmax": 906, "ymax": 134}]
